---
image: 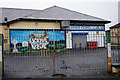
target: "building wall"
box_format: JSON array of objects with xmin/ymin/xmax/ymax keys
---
[
  {"xmin": 66, "ymin": 31, "xmax": 105, "ymax": 48},
  {"xmin": 66, "ymin": 24, "xmax": 105, "ymax": 48},
  {"xmin": 10, "ymin": 21, "xmax": 60, "ymax": 29},
  {"xmin": 2, "ymin": 21, "xmax": 107, "ymax": 50},
  {"xmin": 0, "ymin": 24, "xmax": 10, "ymax": 50},
  {"xmin": 0, "ymin": 25, "xmax": 2, "ymax": 34},
  {"xmin": 0, "ymin": 24, "xmax": 9, "ymax": 38},
  {"xmin": 5, "ymin": 21, "xmax": 60, "ymax": 50}
]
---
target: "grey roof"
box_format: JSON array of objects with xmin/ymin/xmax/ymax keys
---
[
  {"xmin": 110, "ymin": 23, "xmax": 120, "ymax": 29},
  {"xmin": 0, "ymin": 8, "xmax": 40, "ymax": 23},
  {"xmin": 0, "ymin": 6, "xmax": 110, "ymax": 24},
  {"xmin": 23, "ymin": 6, "xmax": 109, "ymax": 22}
]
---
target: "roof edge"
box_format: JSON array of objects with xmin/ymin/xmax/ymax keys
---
[
  {"xmin": 1, "ymin": 18, "xmax": 111, "ymax": 25},
  {"xmin": 0, "ymin": 7, "xmax": 41, "ymax": 11},
  {"xmin": 110, "ymin": 23, "xmax": 120, "ymax": 29}
]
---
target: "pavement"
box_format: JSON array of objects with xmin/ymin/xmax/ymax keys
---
[{"xmin": 3, "ymin": 48, "xmax": 119, "ymax": 78}]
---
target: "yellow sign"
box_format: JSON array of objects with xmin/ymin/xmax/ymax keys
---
[{"xmin": 97, "ymin": 31, "xmax": 99, "ymax": 35}]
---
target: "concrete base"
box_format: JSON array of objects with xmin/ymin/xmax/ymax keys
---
[
  {"xmin": 0, "ymin": 61, "xmax": 2, "ymax": 80},
  {"xmin": 112, "ymin": 66, "xmax": 120, "ymax": 73}
]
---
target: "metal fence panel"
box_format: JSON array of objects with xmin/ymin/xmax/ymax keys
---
[
  {"xmin": 3, "ymin": 29, "xmax": 108, "ymax": 78},
  {"xmin": 111, "ymin": 30, "xmax": 120, "ymax": 65}
]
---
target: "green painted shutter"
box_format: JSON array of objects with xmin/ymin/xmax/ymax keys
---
[
  {"xmin": 106, "ymin": 31, "xmax": 110, "ymax": 43},
  {"xmin": 0, "ymin": 34, "xmax": 2, "ymax": 46}
]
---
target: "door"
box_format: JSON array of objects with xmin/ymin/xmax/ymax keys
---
[{"xmin": 72, "ymin": 34, "xmax": 87, "ymax": 49}]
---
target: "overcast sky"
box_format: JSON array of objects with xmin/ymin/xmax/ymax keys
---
[{"xmin": 0, "ymin": 0, "xmax": 119, "ymax": 30}]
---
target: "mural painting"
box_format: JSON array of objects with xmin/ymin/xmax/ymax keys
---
[
  {"xmin": 11, "ymin": 39, "xmax": 18, "ymax": 52},
  {"xmin": 10, "ymin": 30, "xmax": 66, "ymax": 53},
  {"xmin": 29, "ymin": 32, "xmax": 49, "ymax": 50}
]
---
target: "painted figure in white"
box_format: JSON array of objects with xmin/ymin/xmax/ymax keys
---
[
  {"xmin": 12, "ymin": 39, "xmax": 18, "ymax": 52},
  {"xmin": 22, "ymin": 41, "xmax": 28, "ymax": 47}
]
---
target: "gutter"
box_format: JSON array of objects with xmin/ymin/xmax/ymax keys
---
[{"xmin": 0, "ymin": 18, "xmax": 111, "ymax": 25}]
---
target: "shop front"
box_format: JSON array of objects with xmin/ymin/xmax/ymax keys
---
[{"xmin": 66, "ymin": 25, "xmax": 105, "ymax": 49}]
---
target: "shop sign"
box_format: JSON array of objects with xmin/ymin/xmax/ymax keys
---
[{"xmin": 68, "ymin": 26, "xmax": 104, "ymax": 31}]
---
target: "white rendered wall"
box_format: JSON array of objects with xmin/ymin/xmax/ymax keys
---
[{"xmin": 66, "ymin": 31, "xmax": 105, "ymax": 49}]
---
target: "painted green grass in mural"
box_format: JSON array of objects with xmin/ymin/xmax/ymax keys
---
[
  {"xmin": 20, "ymin": 48, "xmax": 29, "ymax": 52},
  {"xmin": 48, "ymin": 44, "xmax": 65, "ymax": 47},
  {"xmin": 55, "ymin": 48, "xmax": 67, "ymax": 51},
  {"xmin": 10, "ymin": 48, "xmax": 67, "ymax": 54},
  {"xmin": 25, "ymin": 50, "xmax": 51, "ymax": 53},
  {"xmin": 17, "ymin": 46, "xmax": 29, "ymax": 48},
  {"xmin": 25, "ymin": 48, "xmax": 67, "ymax": 53},
  {"xmin": 10, "ymin": 51, "xmax": 23, "ymax": 54}
]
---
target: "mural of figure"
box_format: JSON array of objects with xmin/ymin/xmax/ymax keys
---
[
  {"xmin": 12, "ymin": 39, "xmax": 18, "ymax": 52},
  {"xmin": 22, "ymin": 41, "xmax": 28, "ymax": 47},
  {"xmin": 29, "ymin": 33, "xmax": 49, "ymax": 50}
]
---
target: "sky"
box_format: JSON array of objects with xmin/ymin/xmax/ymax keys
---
[{"xmin": 0, "ymin": 0, "xmax": 120, "ymax": 30}]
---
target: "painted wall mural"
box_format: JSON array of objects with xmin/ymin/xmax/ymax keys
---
[
  {"xmin": 10, "ymin": 30, "xmax": 65, "ymax": 52},
  {"xmin": 29, "ymin": 32, "xmax": 49, "ymax": 50}
]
